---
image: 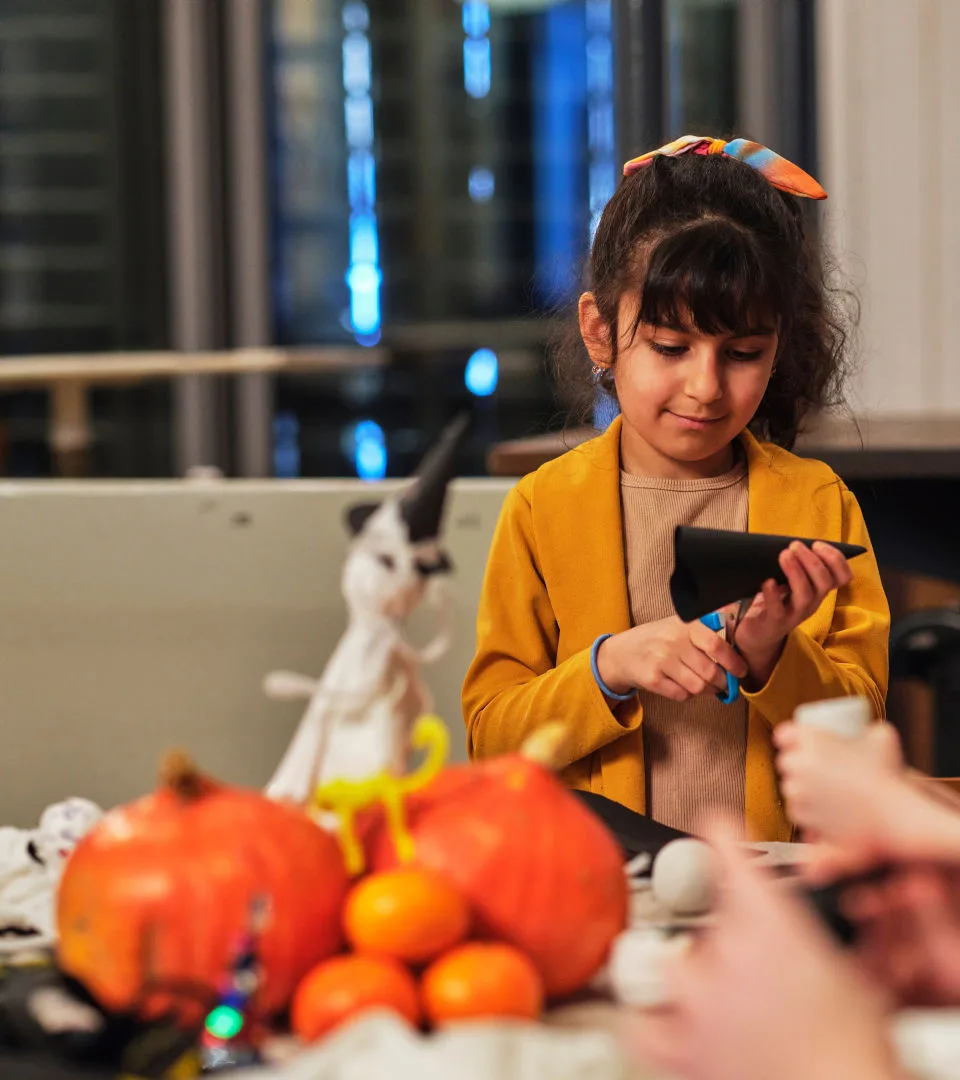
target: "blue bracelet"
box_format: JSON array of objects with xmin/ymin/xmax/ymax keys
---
[{"xmin": 590, "ymin": 634, "xmax": 637, "ymax": 701}]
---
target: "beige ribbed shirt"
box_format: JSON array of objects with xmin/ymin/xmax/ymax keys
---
[{"xmin": 621, "ymin": 460, "xmax": 749, "ymax": 835}]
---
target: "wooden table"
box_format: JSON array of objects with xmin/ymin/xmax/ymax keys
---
[{"xmin": 0, "ymin": 347, "xmax": 388, "ymax": 476}]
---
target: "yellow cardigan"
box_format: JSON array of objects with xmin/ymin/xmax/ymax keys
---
[{"xmin": 462, "ymin": 417, "xmax": 890, "ymax": 842}]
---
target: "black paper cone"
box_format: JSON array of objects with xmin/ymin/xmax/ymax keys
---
[
  {"xmin": 670, "ymin": 525, "xmax": 867, "ymax": 622},
  {"xmin": 343, "ymin": 413, "xmax": 470, "ymax": 540},
  {"xmin": 571, "ymin": 790, "xmax": 689, "ymax": 860},
  {"xmin": 400, "ymin": 412, "xmax": 470, "ymax": 543}
]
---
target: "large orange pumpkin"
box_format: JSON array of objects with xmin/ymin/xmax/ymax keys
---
[
  {"xmin": 367, "ymin": 726, "xmax": 628, "ymax": 998},
  {"xmin": 57, "ymin": 753, "xmax": 349, "ymax": 1023}
]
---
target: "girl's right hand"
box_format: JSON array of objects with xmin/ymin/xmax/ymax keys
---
[{"xmin": 596, "ymin": 617, "xmax": 748, "ymax": 702}]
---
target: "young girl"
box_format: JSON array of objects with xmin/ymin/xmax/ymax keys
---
[{"xmin": 461, "ymin": 136, "xmax": 890, "ymax": 842}]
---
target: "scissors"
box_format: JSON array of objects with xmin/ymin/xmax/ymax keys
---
[{"xmin": 699, "ymin": 597, "xmax": 751, "ymax": 704}]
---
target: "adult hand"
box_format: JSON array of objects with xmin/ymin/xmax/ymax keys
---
[
  {"xmin": 630, "ymin": 825, "xmax": 899, "ymax": 1080},
  {"xmin": 773, "ymin": 721, "xmax": 960, "ymax": 1006},
  {"xmin": 774, "ymin": 722, "xmax": 904, "ymax": 846},
  {"xmin": 842, "ymin": 863, "xmax": 960, "ymax": 1007},
  {"xmin": 773, "ymin": 721, "xmax": 960, "ymax": 884}
]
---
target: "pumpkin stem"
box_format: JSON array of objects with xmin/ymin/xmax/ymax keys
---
[
  {"xmin": 520, "ymin": 722, "xmax": 568, "ymax": 770},
  {"xmin": 159, "ymin": 751, "xmax": 209, "ymax": 801}
]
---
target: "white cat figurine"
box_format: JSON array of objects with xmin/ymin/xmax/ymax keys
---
[{"xmin": 264, "ymin": 416, "xmax": 466, "ymax": 805}]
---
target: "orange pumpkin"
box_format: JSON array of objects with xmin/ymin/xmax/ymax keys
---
[
  {"xmin": 367, "ymin": 726, "xmax": 628, "ymax": 998},
  {"xmin": 57, "ymin": 753, "xmax": 349, "ymax": 1023}
]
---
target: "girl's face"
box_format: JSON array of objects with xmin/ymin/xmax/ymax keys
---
[{"xmin": 580, "ymin": 291, "xmax": 778, "ymax": 479}]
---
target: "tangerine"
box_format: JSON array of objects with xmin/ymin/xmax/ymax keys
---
[
  {"xmin": 421, "ymin": 942, "xmax": 544, "ymax": 1025},
  {"xmin": 343, "ymin": 868, "xmax": 470, "ymax": 965},
  {"xmin": 291, "ymin": 954, "xmax": 420, "ymax": 1042}
]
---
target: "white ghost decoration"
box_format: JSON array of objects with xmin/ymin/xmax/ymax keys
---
[
  {"xmin": 35, "ymin": 797, "xmax": 104, "ymax": 869},
  {"xmin": 265, "ymin": 416, "xmax": 466, "ymax": 807},
  {"xmin": 0, "ymin": 796, "xmax": 102, "ymax": 950}
]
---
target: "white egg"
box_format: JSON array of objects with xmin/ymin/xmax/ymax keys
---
[
  {"xmin": 608, "ymin": 927, "xmax": 693, "ymax": 1008},
  {"xmin": 651, "ymin": 838, "xmax": 715, "ymax": 916}
]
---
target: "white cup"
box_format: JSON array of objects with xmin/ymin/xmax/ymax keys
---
[{"xmin": 793, "ymin": 695, "xmax": 872, "ymax": 739}]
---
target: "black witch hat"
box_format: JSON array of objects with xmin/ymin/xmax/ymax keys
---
[{"xmin": 345, "ymin": 413, "xmax": 470, "ymax": 551}]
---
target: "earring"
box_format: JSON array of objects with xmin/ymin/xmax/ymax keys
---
[{"xmin": 592, "ymin": 363, "xmax": 608, "ymax": 378}]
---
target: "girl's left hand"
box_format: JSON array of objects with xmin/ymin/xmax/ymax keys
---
[{"xmin": 734, "ymin": 541, "xmax": 853, "ymax": 689}]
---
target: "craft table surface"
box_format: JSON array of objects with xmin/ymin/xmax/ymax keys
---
[{"xmin": 2, "ymin": 843, "xmax": 956, "ymax": 1079}]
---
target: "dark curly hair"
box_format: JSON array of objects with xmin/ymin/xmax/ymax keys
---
[{"xmin": 553, "ymin": 150, "xmax": 856, "ymax": 450}]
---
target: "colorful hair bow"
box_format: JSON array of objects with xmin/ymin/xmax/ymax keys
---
[{"xmin": 622, "ymin": 135, "xmax": 827, "ymax": 201}]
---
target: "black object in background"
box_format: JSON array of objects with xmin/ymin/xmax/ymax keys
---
[
  {"xmin": 890, "ymin": 608, "xmax": 960, "ymax": 776},
  {"xmin": 0, "ymin": 963, "xmax": 202, "ymax": 1079},
  {"xmin": 671, "ymin": 525, "xmax": 867, "ymax": 622},
  {"xmin": 801, "ymin": 865, "xmax": 893, "ymax": 947},
  {"xmin": 572, "ymin": 790, "xmax": 690, "ymax": 861}
]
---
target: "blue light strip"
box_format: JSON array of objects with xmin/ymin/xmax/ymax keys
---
[
  {"xmin": 463, "ymin": 1, "xmax": 491, "ymax": 99},
  {"xmin": 532, "ymin": 3, "xmax": 587, "ymax": 305},
  {"xmin": 273, "ymin": 412, "xmax": 301, "ymax": 478},
  {"xmin": 585, "ymin": 0, "xmax": 619, "ymax": 428},
  {"xmin": 465, "ymin": 348, "xmax": 499, "ymax": 397},
  {"xmin": 342, "ymin": 1, "xmax": 381, "ymax": 344},
  {"xmin": 354, "ymin": 419, "xmax": 387, "ymax": 480},
  {"xmin": 585, "ymin": 0, "xmax": 616, "ymax": 241}
]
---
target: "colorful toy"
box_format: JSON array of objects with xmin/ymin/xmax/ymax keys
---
[
  {"xmin": 198, "ymin": 896, "xmax": 268, "ymax": 1071},
  {"xmin": 311, "ymin": 713, "xmax": 449, "ymax": 876}
]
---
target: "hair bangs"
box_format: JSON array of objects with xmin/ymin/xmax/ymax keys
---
[{"xmin": 635, "ymin": 219, "xmax": 786, "ymax": 337}]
